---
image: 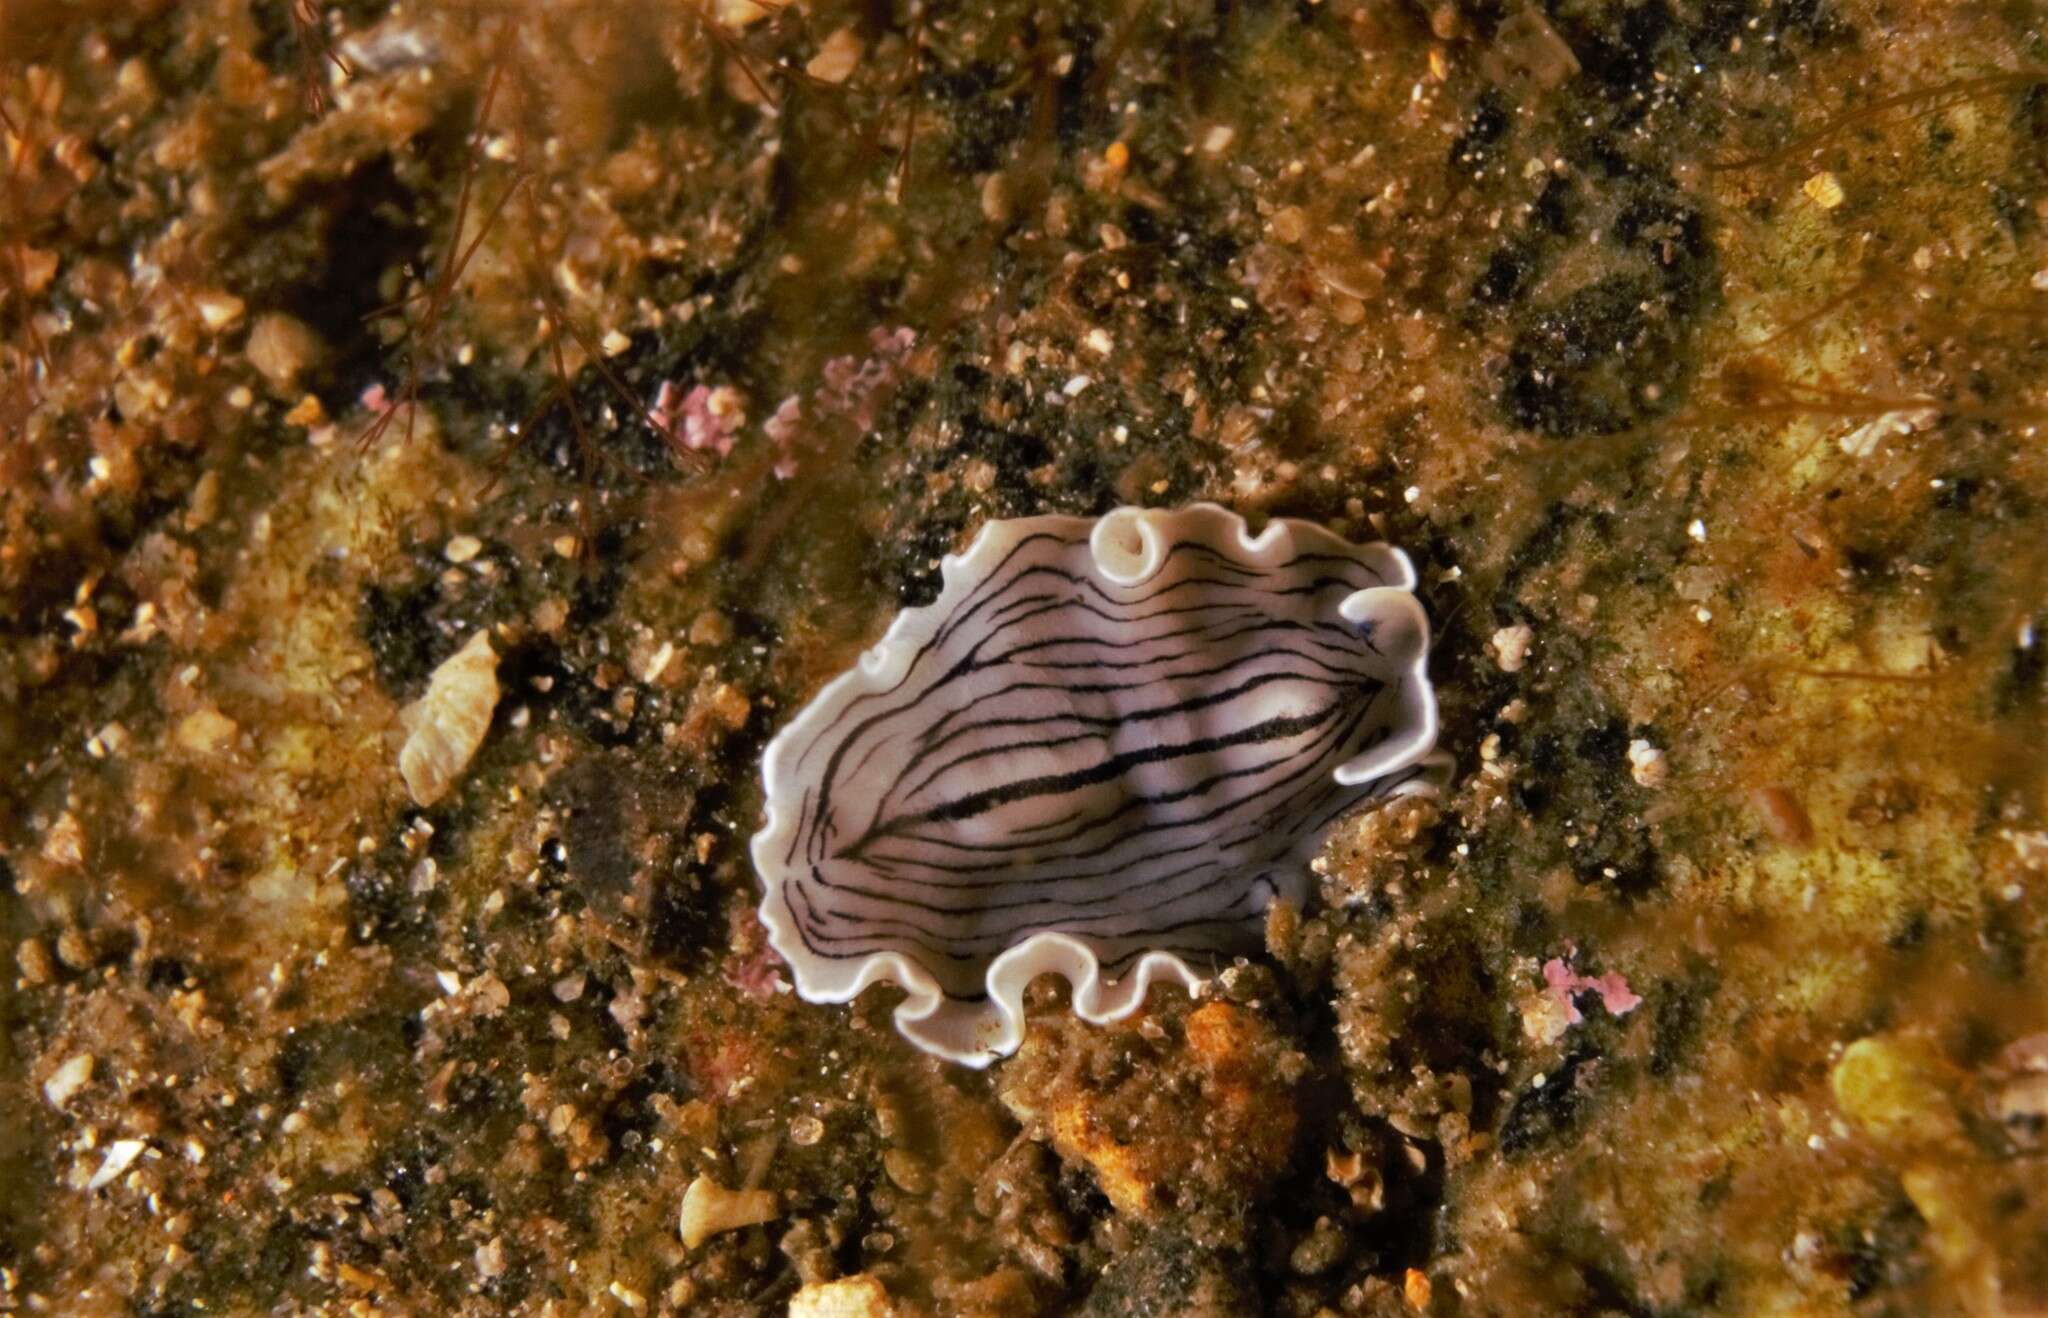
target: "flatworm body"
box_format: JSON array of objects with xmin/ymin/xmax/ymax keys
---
[{"xmin": 752, "ymin": 504, "xmax": 1447, "ymax": 1065}]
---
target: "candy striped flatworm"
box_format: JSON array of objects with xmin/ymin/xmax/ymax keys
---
[{"xmin": 752, "ymin": 504, "xmax": 1448, "ymax": 1065}]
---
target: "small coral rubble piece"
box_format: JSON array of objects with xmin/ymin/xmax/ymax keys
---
[
  {"xmin": 1490, "ymin": 623, "xmax": 1534, "ymax": 673},
  {"xmin": 788, "ymin": 1273, "xmax": 893, "ymax": 1318}
]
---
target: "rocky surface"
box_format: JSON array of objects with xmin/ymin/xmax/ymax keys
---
[{"xmin": 2, "ymin": 1, "xmax": 2045, "ymax": 1313}]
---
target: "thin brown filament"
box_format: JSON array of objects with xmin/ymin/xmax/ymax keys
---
[
  {"xmin": 355, "ymin": 51, "xmax": 514, "ymax": 452},
  {"xmin": 1706, "ymin": 71, "xmax": 2047, "ymax": 172}
]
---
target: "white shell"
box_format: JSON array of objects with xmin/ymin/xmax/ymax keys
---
[
  {"xmin": 398, "ymin": 630, "xmax": 501, "ymax": 807},
  {"xmin": 752, "ymin": 504, "xmax": 1447, "ymax": 1065}
]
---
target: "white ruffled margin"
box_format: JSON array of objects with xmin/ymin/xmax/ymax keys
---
[{"xmin": 750, "ymin": 503, "xmax": 1449, "ymax": 1067}]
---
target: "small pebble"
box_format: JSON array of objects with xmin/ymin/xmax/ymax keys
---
[
  {"xmin": 56, "ymin": 929, "xmax": 95, "ymax": 971},
  {"xmin": 979, "ymin": 171, "xmax": 1012, "ymax": 226},
  {"xmin": 244, "ymin": 312, "xmax": 326, "ymax": 392},
  {"xmin": 688, "ymin": 610, "xmax": 734, "ymax": 648},
  {"xmin": 805, "ymin": 27, "xmax": 863, "ymax": 84},
  {"xmin": 16, "ymin": 937, "xmax": 54, "ymax": 986},
  {"xmin": 283, "ymin": 394, "xmax": 325, "ymax": 427},
  {"xmin": 194, "ymin": 290, "xmax": 245, "ymax": 331},
  {"xmin": 44, "ymin": 1053, "xmax": 94, "ymax": 1108}
]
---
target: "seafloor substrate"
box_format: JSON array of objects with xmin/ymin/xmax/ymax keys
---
[{"xmin": 2, "ymin": 1, "xmax": 2045, "ymax": 1313}]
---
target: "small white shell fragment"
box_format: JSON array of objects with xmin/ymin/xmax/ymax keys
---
[
  {"xmin": 1491, "ymin": 623, "xmax": 1535, "ymax": 673},
  {"xmin": 789, "ymin": 1274, "xmax": 893, "ymax": 1318},
  {"xmin": 1627, "ymin": 739, "xmax": 1669, "ymax": 788},
  {"xmin": 43, "ymin": 1053, "xmax": 94, "ymax": 1108},
  {"xmin": 443, "ymin": 534, "xmax": 483, "ymax": 563},
  {"xmin": 753, "ymin": 504, "xmax": 1446, "ymax": 1066},
  {"xmin": 88, "ymin": 1139, "xmax": 147, "ymax": 1191},
  {"xmin": 399, "ymin": 631, "xmax": 502, "ymax": 807},
  {"xmin": 679, "ymin": 1175, "xmax": 780, "ymax": 1249}
]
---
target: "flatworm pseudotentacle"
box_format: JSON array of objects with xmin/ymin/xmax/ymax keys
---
[{"xmin": 751, "ymin": 503, "xmax": 1448, "ymax": 1066}]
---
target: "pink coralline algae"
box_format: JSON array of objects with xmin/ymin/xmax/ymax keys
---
[
  {"xmin": 649, "ymin": 327, "xmax": 916, "ymax": 479},
  {"xmin": 820, "ymin": 325, "xmax": 916, "ymax": 430},
  {"xmin": 650, "ymin": 381, "xmax": 745, "ymax": 457},
  {"xmin": 721, "ymin": 911, "xmax": 791, "ymax": 1001},
  {"xmin": 1541, "ymin": 953, "xmax": 1642, "ymax": 1023},
  {"xmin": 762, "ymin": 326, "xmax": 919, "ymax": 479}
]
